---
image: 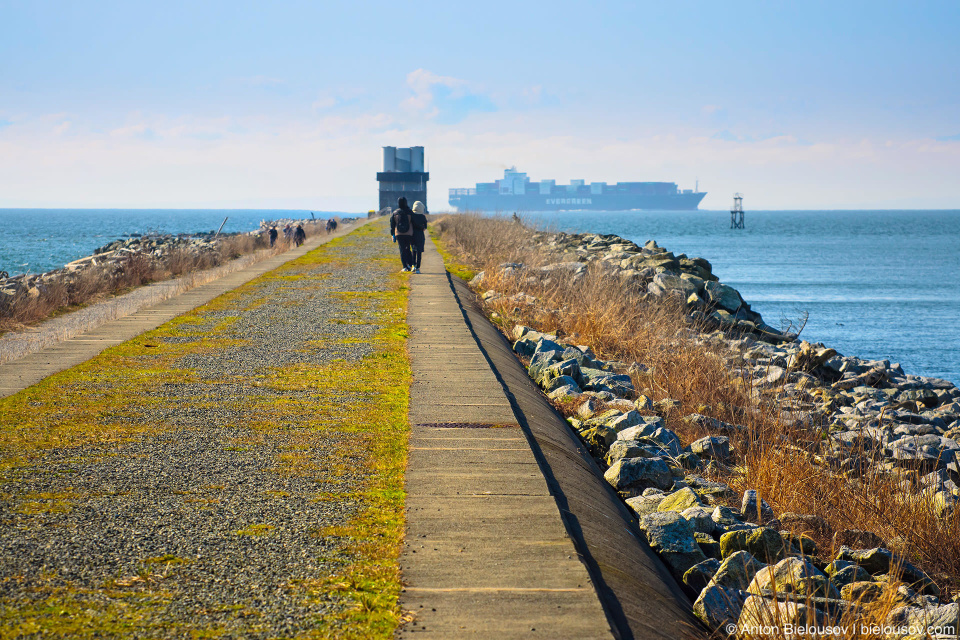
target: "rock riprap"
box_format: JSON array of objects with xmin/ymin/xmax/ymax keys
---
[{"xmin": 465, "ymin": 228, "xmax": 960, "ymax": 637}]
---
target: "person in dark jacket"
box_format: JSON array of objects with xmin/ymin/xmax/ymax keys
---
[
  {"xmin": 390, "ymin": 197, "xmax": 415, "ymax": 272},
  {"xmin": 293, "ymin": 224, "xmax": 306, "ymax": 246},
  {"xmin": 410, "ymin": 201, "xmax": 428, "ymax": 274},
  {"xmin": 269, "ymin": 226, "xmax": 278, "ymax": 247}
]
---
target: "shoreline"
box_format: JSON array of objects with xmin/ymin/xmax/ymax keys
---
[
  {"xmin": 0, "ymin": 216, "xmax": 356, "ymax": 364},
  {"xmin": 436, "ymin": 215, "xmax": 960, "ymax": 635}
]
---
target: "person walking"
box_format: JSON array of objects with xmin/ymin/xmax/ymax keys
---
[
  {"xmin": 269, "ymin": 226, "xmax": 278, "ymax": 247},
  {"xmin": 390, "ymin": 197, "xmax": 415, "ymax": 272},
  {"xmin": 293, "ymin": 224, "xmax": 306, "ymax": 247},
  {"xmin": 410, "ymin": 201, "xmax": 428, "ymax": 274}
]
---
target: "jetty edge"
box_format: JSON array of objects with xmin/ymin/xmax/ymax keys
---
[
  {"xmin": 398, "ymin": 229, "xmax": 698, "ymax": 638},
  {"xmin": 0, "ymin": 215, "xmax": 346, "ymax": 340},
  {"xmin": 432, "ymin": 213, "xmax": 960, "ymax": 638}
]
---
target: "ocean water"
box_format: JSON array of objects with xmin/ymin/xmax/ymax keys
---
[
  {"xmin": 0, "ymin": 209, "xmax": 347, "ymax": 277},
  {"xmin": 518, "ymin": 210, "xmax": 960, "ymax": 386}
]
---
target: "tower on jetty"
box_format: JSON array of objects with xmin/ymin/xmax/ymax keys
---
[
  {"xmin": 731, "ymin": 193, "xmax": 744, "ymax": 229},
  {"xmin": 377, "ymin": 146, "xmax": 429, "ymax": 211}
]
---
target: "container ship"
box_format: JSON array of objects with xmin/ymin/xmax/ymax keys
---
[{"xmin": 448, "ymin": 168, "xmax": 706, "ymax": 211}]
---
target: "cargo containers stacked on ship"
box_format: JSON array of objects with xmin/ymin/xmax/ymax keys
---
[{"xmin": 448, "ymin": 168, "xmax": 706, "ymax": 211}]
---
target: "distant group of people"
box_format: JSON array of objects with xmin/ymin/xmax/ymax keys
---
[
  {"xmin": 266, "ymin": 219, "xmax": 336, "ymax": 248},
  {"xmin": 390, "ymin": 197, "xmax": 428, "ymax": 273}
]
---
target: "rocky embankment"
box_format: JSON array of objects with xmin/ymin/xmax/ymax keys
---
[
  {"xmin": 0, "ymin": 217, "xmax": 342, "ymax": 318},
  {"xmin": 470, "ymin": 230, "xmax": 960, "ymax": 638}
]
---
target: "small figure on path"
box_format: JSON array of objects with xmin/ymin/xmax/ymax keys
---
[
  {"xmin": 269, "ymin": 226, "xmax": 278, "ymax": 247},
  {"xmin": 390, "ymin": 197, "xmax": 415, "ymax": 272},
  {"xmin": 283, "ymin": 224, "xmax": 292, "ymax": 241},
  {"xmin": 325, "ymin": 218, "xmax": 338, "ymax": 234},
  {"xmin": 410, "ymin": 201, "xmax": 428, "ymax": 274},
  {"xmin": 294, "ymin": 224, "xmax": 306, "ymax": 247}
]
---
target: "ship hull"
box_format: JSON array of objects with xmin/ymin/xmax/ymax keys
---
[{"xmin": 449, "ymin": 191, "xmax": 706, "ymax": 212}]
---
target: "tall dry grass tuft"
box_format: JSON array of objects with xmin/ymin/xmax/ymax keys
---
[{"xmin": 436, "ymin": 213, "xmax": 960, "ymax": 610}]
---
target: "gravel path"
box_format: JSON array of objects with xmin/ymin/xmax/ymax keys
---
[{"xmin": 0, "ymin": 225, "xmax": 401, "ymax": 638}]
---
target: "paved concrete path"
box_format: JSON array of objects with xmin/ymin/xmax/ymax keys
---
[
  {"xmin": 398, "ymin": 238, "xmax": 615, "ymax": 638},
  {"xmin": 0, "ymin": 220, "xmax": 366, "ymax": 398},
  {"xmin": 399, "ymin": 235, "xmax": 700, "ymax": 640}
]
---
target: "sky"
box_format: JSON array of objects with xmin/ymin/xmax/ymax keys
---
[{"xmin": 1, "ymin": 0, "xmax": 958, "ymax": 211}]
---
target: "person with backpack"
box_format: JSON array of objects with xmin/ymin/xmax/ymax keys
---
[
  {"xmin": 390, "ymin": 197, "xmax": 416, "ymax": 272},
  {"xmin": 410, "ymin": 201, "xmax": 428, "ymax": 274}
]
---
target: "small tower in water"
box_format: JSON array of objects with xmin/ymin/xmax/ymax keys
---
[{"xmin": 730, "ymin": 193, "xmax": 744, "ymax": 229}]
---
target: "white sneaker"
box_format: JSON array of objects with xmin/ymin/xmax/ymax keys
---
[
  {"xmin": 414, "ymin": 268, "xmax": 421, "ymax": 274},
  {"xmin": 400, "ymin": 267, "xmax": 409, "ymax": 272}
]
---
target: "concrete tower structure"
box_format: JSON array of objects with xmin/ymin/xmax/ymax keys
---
[{"xmin": 377, "ymin": 146, "xmax": 429, "ymax": 211}]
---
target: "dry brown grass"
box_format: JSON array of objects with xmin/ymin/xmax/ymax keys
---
[
  {"xmin": 435, "ymin": 213, "xmax": 960, "ymax": 630},
  {"xmin": 0, "ymin": 222, "xmax": 328, "ymax": 335}
]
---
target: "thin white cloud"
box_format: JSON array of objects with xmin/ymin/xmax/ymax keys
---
[{"xmin": 401, "ymin": 69, "xmax": 468, "ymax": 117}]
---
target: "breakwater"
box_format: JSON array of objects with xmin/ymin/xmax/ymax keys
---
[
  {"xmin": 0, "ymin": 217, "xmax": 351, "ymax": 361},
  {"xmin": 518, "ymin": 209, "xmax": 960, "ymax": 386},
  {"xmin": 468, "ymin": 228, "xmax": 960, "ymax": 636}
]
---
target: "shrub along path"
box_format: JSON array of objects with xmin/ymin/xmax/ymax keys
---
[{"xmin": 0, "ymin": 221, "xmax": 409, "ymax": 638}]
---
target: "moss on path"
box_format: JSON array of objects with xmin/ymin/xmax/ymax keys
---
[{"xmin": 0, "ymin": 220, "xmax": 410, "ymax": 639}]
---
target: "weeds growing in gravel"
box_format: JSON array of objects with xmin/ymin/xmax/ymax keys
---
[{"xmin": 0, "ymin": 219, "xmax": 410, "ymax": 639}]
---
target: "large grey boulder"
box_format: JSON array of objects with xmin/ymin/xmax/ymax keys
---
[
  {"xmin": 886, "ymin": 603, "xmax": 959, "ymax": 640},
  {"xmin": 603, "ymin": 457, "xmax": 673, "ymax": 491},
  {"xmin": 605, "ymin": 439, "xmax": 650, "ymax": 465},
  {"xmin": 705, "ymin": 281, "xmax": 746, "ymax": 312},
  {"xmin": 748, "ymin": 557, "xmax": 840, "ymax": 600},
  {"xmin": 617, "ymin": 418, "xmax": 664, "ymax": 441},
  {"xmin": 741, "ymin": 489, "xmax": 776, "ymax": 524},
  {"xmin": 640, "ymin": 511, "xmax": 708, "ymax": 580},
  {"xmin": 694, "ymin": 585, "xmax": 748, "ymax": 632},
  {"xmin": 835, "ymin": 546, "xmax": 938, "ymax": 596},
  {"xmin": 691, "ymin": 435, "xmax": 731, "ymax": 462},
  {"xmin": 708, "ymin": 550, "xmax": 766, "ymax": 591},
  {"xmin": 683, "ymin": 558, "xmax": 721, "ymax": 593},
  {"xmin": 738, "ymin": 595, "xmax": 821, "ymax": 629},
  {"xmin": 625, "ymin": 492, "xmax": 666, "ymax": 517}
]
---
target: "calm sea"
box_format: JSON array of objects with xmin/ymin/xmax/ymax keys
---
[
  {"xmin": 2, "ymin": 208, "xmax": 957, "ymax": 385},
  {"xmin": 0, "ymin": 209, "xmax": 347, "ymax": 277},
  {"xmin": 519, "ymin": 210, "xmax": 960, "ymax": 386}
]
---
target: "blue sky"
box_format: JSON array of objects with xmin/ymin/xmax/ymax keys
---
[{"xmin": 1, "ymin": 0, "xmax": 958, "ymax": 209}]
